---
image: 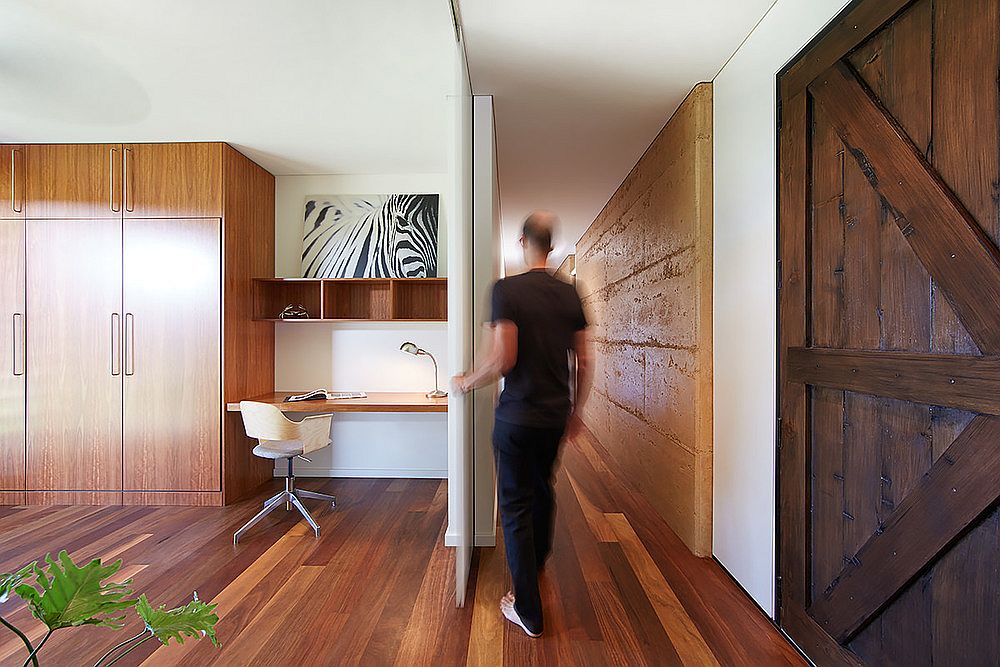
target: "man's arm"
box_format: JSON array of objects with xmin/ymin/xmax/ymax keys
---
[
  {"xmin": 566, "ymin": 327, "xmax": 593, "ymax": 438},
  {"xmin": 453, "ymin": 320, "xmax": 517, "ymax": 393}
]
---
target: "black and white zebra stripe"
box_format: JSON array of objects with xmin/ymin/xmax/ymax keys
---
[{"xmin": 301, "ymin": 194, "xmax": 439, "ymax": 278}]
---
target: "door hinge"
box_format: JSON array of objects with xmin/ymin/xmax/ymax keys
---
[
  {"xmin": 776, "ymin": 258, "xmax": 782, "ymax": 291},
  {"xmin": 776, "ymin": 99, "xmax": 783, "ymax": 131},
  {"xmin": 776, "ymin": 416, "xmax": 783, "ymax": 451}
]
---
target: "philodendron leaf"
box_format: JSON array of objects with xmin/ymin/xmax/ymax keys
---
[
  {"xmin": 0, "ymin": 563, "xmax": 35, "ymax": 604},
  {"xmin": 135, "ymin": 593, "xmax": 220, "ymax": 647},
  {"xmin": 13, "ymin": 551, "xmax": 136, "ymax": 630}
]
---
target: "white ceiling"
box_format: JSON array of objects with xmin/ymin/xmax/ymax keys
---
[
  {"xmin": 0, "ymin": 0, "xmax": 456, "ymax": 175},
  {"xmin": 459, "ymin": 0, "xmax": 776, "ymax": 269}
]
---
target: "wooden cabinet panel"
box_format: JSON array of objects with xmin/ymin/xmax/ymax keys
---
[
  {"xmin": 23, "ymin": 144, "xmax": 123, "ymax": 219},
  {"xmin": 124, "ymin": 143, "xmax": 222, "ymax": 218},
  {"xmin": 123, "ymin": 218, "xmax": 221, "ymax": 491},
  {"xmin": 26, "ymin": 219, "xmax": 123, "ymax": 491},
  {"xmin": 0, "ymin": 219, "xmax": 25, "ymax": 493},
  {"xmin": 0, "ymin": 146, "xmax": 25, "ymax": 219}
]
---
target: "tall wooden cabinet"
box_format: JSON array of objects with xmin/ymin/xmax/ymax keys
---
[
  {"xmin": 0, "ymin": 142, "xmax": 274, "ymax": 506},
  {"xmin": 26, "ymin": 219, "xmax": 124, "ymax": 504},
  {"xmin": 0, "ymin": 218, "xmax": 25, "ymax": 505}
]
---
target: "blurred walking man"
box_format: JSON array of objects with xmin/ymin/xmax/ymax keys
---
[{"xmin": 454, "ymin": 211, "xmax": 592, "ymax": 638}]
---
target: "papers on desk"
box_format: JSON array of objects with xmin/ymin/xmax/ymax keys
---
[{"xmin": 283, "ymin": 390, "xmax": 368, "ymax": 402}]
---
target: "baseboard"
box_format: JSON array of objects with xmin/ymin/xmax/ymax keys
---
[
  {"xmin": 445, "ymin": 529, "xmax": 497, "ymax": 547},
  {"xmin": 273, "ymin": 467, "xmax": 447, "ymax": 479}
]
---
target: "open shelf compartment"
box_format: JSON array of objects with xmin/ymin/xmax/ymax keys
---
[
  {"xmin": 252, "ymin": 277, "xmax": 447, "ymax": 321},
  {"xmin": 323, "ymin": 279, "xmax": 393, "ymax": 320},
  {"xmin": 252, "ymin": 278, "xmax": 323, "ymax": 320},
  {"xmin": 392, "ymin": 279, "xmax": 448, "ymax": 320}
]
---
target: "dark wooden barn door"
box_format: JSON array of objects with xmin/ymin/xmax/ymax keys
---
[{"xmin": 777, "ymin": 1, "xmax": 1000, "ymax": 665}]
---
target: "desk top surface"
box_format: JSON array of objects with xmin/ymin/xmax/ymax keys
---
[{"xmin": 226, "ymin": 392, "xmax": 449, "ymax": 413}]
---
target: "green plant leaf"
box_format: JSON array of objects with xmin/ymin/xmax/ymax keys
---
[
  {"xmin": 135, "ymin": 593, "xmax": 219, "ymax": 647},
  {"xmin": 0, "ymin": 563, "xmax": 35, "ymax": 604},
  {"xmin": 14, "ymin": 551, "xmax": 136, "ymax": 631}
]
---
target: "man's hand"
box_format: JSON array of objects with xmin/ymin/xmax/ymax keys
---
[
  {"xmin": 565, "ymin": 413, "xmax": 584, "ymax": 442},
  {"xmin": 452, "ymin": 374, "xmax": 472, "ymax": 395}
]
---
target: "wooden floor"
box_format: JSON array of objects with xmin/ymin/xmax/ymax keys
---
[{"xmin": 0, "ymin": 429, "xmax": 803, "ymax": 666}]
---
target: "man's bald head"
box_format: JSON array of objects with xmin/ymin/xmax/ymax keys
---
[{"xmin": 521, "ymin": 210, "xmax": 558, "ymax": 254}]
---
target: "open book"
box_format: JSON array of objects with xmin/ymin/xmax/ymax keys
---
[{"xmin": 283, "ymin": 390, "xmax": 368, "ymax": 402}]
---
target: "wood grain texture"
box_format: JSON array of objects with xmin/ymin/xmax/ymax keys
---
[
  {"xmin": 26, "ymin": 218, "xmax": 123, "ymax": 492},
  {"xmin": 221, "ymin": 144, "xmax": 276, "ymax": 504},
  {"xmin": 927, "ymin": 2, "xmax": 1000, "ymax": 663},
  {"xmin": 810, "ymin": 414, "xmax": 1000, "ymax": 641},
  {"xmin": 788, "ymin": 348, "xmax": 1000, "ymax": 415},
  {"xmin": 777, "ymin": 90, "xmax": 809, "ymax": 609},
  {"xmin": 392, "ymin": 278, "xmax": 448, "ymax": 320},
  {"xmin": 0, "ymin": 491, "xmax": 24, "ymax": 505},
  {"xmin": 810, "ymin": 61, "xmax": 1000, "ymax": 355},
  {"xmin": 324, "ymin": 278, "xmax": 393, "ymax": 320},
  {"xmin": 574, "ymin": 83, "xmax": 713, "ymax": 556},
  {"xmin": 23, "ymin": 144, "xmax": 123, "ymax": 218},
  {"xmin": 123, "ymin": 218, "xmax": 221, "ymax": 492},
  {"xmin": 25, "ymin": 491, "xmax": 123, "ymax": 505},
  {"xmin": 0, "ymin": 432, "xmax": 802, "ymax": 665},
  {"xmin": 253, "ymin": 278, "xmax": 322, "ymax": 319},
  {"xmin": 0, "ymin": 219, "xmax": 25, "ymax": 491},
  {"xmin": 226, "ymin": 391, "xmax": 449, "ymax": 413},
  {"xmin": 123, "ymin": 142, "xmax": 223, "ymax": 218},
  {"xmin": 122, "ymin": 491, "xmax": 223, "ymax": 507},
  {"xmin": 0, "ymin": 145, "xmax": 24, "ymax": 217},
  {"xmin": 781, "ymin": 6, "xmax": 1000, "ymax": 658},
  {"xmin": 779, "ymin": 0, "xmax": 911, "ymax": 99}
]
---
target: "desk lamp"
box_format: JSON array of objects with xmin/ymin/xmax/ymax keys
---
[{"xmin": 400, "ymin": 342, "xmax": 448, "ymax": 398}]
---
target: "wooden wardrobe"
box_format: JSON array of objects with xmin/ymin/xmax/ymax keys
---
[{"xmin": 0, "ymin": 143, "xmax": 275, "ymax": 506}]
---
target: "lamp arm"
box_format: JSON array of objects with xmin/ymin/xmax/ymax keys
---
[{"xmin": 428, "ymin": 352, "xmax": 440, "ymax": 393}]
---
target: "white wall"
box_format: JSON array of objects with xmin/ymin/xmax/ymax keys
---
[
  {"xmin": 273, "ymin": 173, "xmax": 450, "ymax": 478},
  {"xmin": 471, "ymin": 95, "xmax": 501, "ymax": 546},
  {"xmin": 713, "ymin": 0, "xmax": 849, "ymax": 617},
  {"xmin": 447, "ymin": 30, "xmax": 476, "ymax": 602}
]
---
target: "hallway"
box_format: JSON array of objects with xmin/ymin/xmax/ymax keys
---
[{"xmin": 0, "ymin": 428, "xmax": 801, "ymax": 666}]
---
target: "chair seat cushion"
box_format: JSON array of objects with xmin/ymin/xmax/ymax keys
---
[{"xmin": 253, "ymin": 441, "xmax": 304, "ymax": 459}]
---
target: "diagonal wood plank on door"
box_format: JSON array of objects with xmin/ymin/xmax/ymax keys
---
[
  {"xmin": 808, "ymin": 414, "xmax": 1000, "ymax": 642},
  {"xmin": 809, "ymin": 61, "xmax": 1000, "ymax": 355}
]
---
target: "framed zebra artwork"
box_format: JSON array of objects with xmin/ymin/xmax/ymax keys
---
[{"xmin": 300, "ymin": 194, "xmax": 440, "ymax": 278}]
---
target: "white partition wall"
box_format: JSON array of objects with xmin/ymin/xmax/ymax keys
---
[
  {"xmin": 448, "ymin": 24, "xmax": 475, "ymax": 606},
  {"xmin": 712, "ymin": 0, "xmax": 851, "ymax": 617},
  {"xmin": 471, "ymin": 95, "xmax": 501, "ymax": 547}
]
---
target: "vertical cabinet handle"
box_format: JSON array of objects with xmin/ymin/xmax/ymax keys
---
[
  {"xmin": 10, "ymin": 148, "xmax": 22, "ymax": 214},
  {"xmin": 109, "ymin": 148, "xmax": 121, "ymax": 212},
  {"xmin": 12, "ymin": 313, "xmax": 24, "ymax": 376},
  {"xmin": 124, "ymin": 313, "xmax": 134, "ymax": 376},
  {"xmin": 124, "ymin": 147, "xmax": 134, "ymax": 212},
  {"xmin": 110, "ymin": 313, "xmax": 121, "ymax": 376}
]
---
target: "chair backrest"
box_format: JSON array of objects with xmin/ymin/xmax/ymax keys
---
[
  {"xmin": 239, "ymin": 401, "xmax": 333, "ymax": 455},
  {"xmin": 240, "ymin": 401, "xmax": 301, "ymax": 441}
]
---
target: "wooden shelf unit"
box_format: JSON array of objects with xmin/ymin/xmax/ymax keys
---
[{"xmin": 252, "ymin": 278, "xmax": 447, "ymax": 322}]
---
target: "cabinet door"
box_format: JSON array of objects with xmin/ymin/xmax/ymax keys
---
[
  {"xmin": 0, "ymin": 146, "xmax": 25, "ymax": 219},
  {"xmin": 123, "ymin": 218, "xmax": 221, "ymax": 491},
  {"xmin": 0, "ymin": 220, "xmax": 25, "ymax": 499},
  {"xmin": 26, "ymin": 219, "xmax": 123, "ymax": 491},
  {"xmin": 24, "ymin": 144, "xmax": 123, "ymax": 219},
  {"xmin": 123, "ymin": 143, "xmax": 222, "ymax": 218}
]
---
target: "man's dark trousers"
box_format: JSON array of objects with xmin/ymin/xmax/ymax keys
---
[{"xmin": 493, "ymin": 417, "xmax": 565, "ymax": 635}]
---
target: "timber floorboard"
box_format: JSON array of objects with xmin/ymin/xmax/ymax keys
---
[{"xmin": 0, "ymin": 432, "xmax": 802, "ymax": 666}]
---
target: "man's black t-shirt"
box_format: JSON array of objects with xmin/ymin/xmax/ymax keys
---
[{"xmin": 490, "ymin": 269, "xmax": 587, "ymax": 428}]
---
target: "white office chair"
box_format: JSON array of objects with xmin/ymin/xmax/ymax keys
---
[{"xmin": 234, "ymin": 401, "xmax": 337, "ymax": 544}]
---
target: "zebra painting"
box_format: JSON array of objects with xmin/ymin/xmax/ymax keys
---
[{"xmin": 300, "ymin": 194, "xmax": 439, "ymax": 278}]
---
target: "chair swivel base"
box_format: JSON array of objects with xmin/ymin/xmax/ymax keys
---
[{"xmin": 234, "ymin": 470, "xmax": 336, "ymax": 544}]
